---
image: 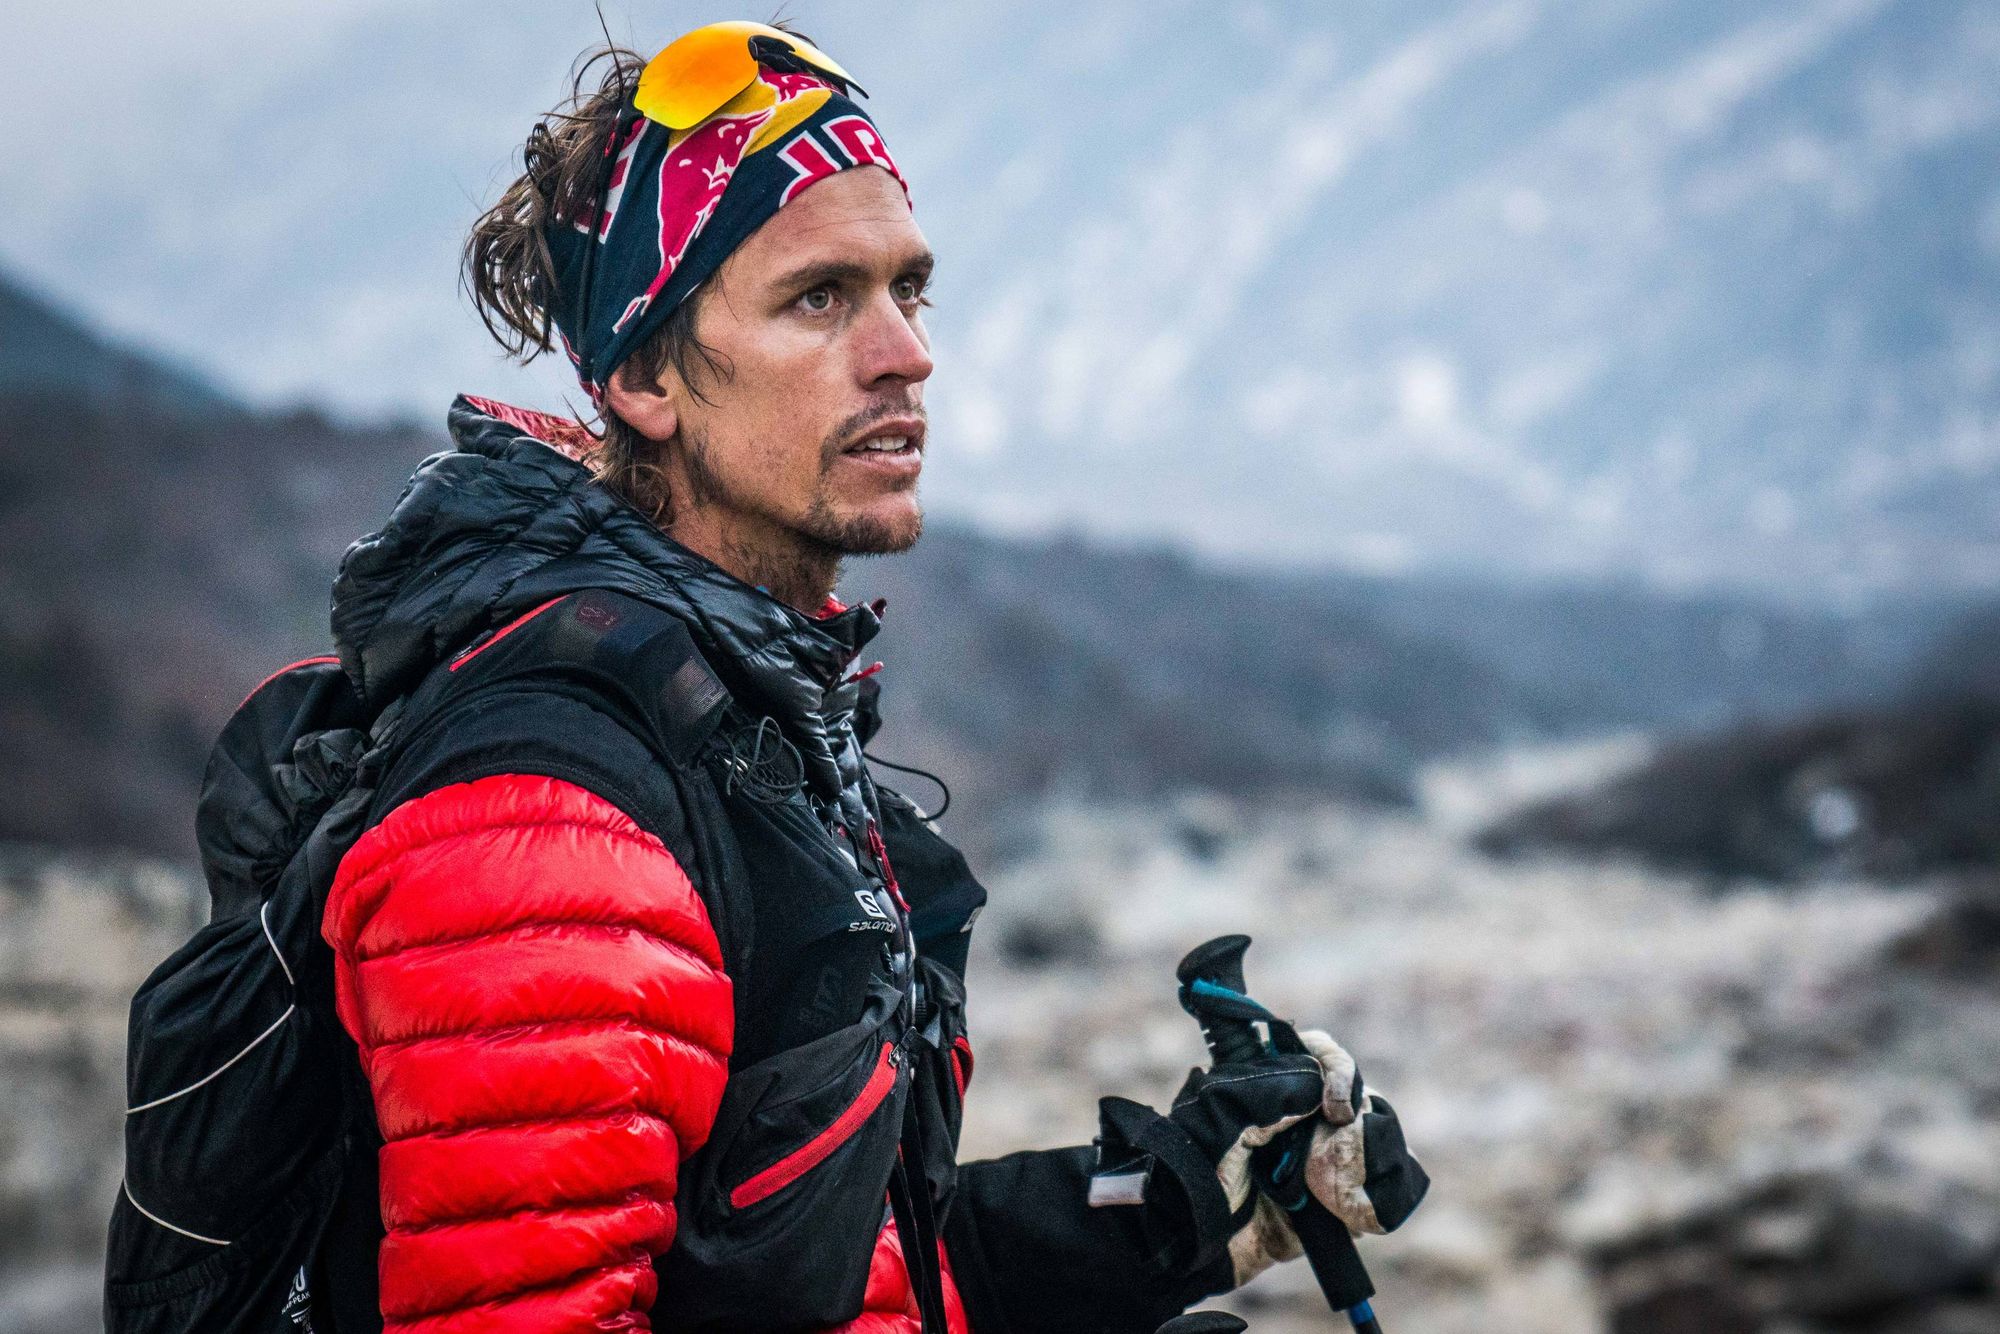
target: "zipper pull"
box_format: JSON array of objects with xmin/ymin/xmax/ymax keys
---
[{"xmin": 864, "ymin": 820, "xmax": 910, "ymax": 911}]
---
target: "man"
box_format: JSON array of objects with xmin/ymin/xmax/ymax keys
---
[{"xmin": 320, "ymin": 22, "xmax": 1425, "ymax": 1333}]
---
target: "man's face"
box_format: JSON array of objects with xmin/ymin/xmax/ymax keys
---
[{"xmin": 644, "ymin": 166, "xmax": 934, "ymax": 557}]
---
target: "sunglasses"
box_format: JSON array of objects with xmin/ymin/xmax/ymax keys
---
[
  {"xmin": 635, "ymin": 21, "xmax": 861, "ymax": 130},
  {"xmin": 570, "ymin": 22, "xmax": 861, "ymax": 390}
]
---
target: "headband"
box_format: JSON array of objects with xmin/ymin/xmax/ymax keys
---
[{"xmin": 545, "ymin": 63, "xmax": 910, "ymax": 399}]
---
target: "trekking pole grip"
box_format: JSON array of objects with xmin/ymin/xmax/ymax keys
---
[{"xmin": 1176, "ymin": 936, "xmax": 1384, "ymax": 1334}]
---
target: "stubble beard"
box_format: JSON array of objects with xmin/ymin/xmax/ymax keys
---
[{"xmin": 679, "ymin": 420, "xmax": 923, "ymax": 605}]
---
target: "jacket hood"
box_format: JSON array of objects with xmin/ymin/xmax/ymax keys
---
[{"xmin": 332, "ymin": 395, "xmax": 883, "ymax": 798}]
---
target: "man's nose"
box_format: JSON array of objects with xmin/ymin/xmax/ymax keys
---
[{"xmin": 858, "ymin": 295, "xmax": 934, "ymax": 387}]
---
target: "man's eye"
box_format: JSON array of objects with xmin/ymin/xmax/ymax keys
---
[
  {"xmin": 893, "ymin": 276, "xmax": 929, "ymax": 304},
  {"xmin": 799, "ymin": 287, "xmax": 835, "ymax": 313}
]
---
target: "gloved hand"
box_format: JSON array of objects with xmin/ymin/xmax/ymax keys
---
[
  {"xmin": 1225, "ymin": 1029, "xmax": 1429, "ymax": 1285},
  {"xmin": 1089, "ymin": 1048, "xmax": 1325, "ymax": 1282},
  {"xmin": 1294, "ymin": 1031, "xmax": 1426, "ymax": 1233},
  {"xmin": 1089, "ymin": 1032, "xmax": 1427, "ymax": 1289}
]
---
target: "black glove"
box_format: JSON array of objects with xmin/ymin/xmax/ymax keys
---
[
  {"xmin": 1089, "ymin": 1050, "xmax": 1326, "ymax": 1280},
  {"xmin": 1218, "ymin": 1029, "xmax": 1429, "ymax": 1284},
  {"xmin": 1092, "ymin": 1036, "xmax": 1428, "ymax": 1288}
]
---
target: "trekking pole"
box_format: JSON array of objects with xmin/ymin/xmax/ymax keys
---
[{"xmin": 1177, "ymin": 935, "xmax": 1385, "ymax": 1334}]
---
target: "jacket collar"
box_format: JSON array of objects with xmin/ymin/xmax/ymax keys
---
[{"xmin": 332, "ymin": 395, "xmax": 882, "ymax": 799}]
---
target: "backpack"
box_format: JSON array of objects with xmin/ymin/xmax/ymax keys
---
[{"xmin": 104, "ymin": 651, "xmax": 393, "ymax": 1333}]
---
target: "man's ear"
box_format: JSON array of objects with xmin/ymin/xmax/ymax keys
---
[{"xmin": 603, "ymin": 361, "xmax": 680, "ymax": 443}]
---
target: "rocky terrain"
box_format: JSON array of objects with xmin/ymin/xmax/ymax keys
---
[
  {"xmin": 1480, "ymin": 601, "xmax": 2000, "ymax": 885},
  {"xmin": 1480, "ymin": 697, "xmax": 2000, "ymax": 882},
  {"xmin": 957, "ymin": 763, "xmax": 2000, "ymax": 1332},
  {"xmin": 7, "ymin": 740, "xmax": 1995, "ymax": 1332}
]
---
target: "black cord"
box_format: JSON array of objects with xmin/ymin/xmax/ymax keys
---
[{"xmin": 863, "ymin": 751, "xmax": 950, "ymax": 819}]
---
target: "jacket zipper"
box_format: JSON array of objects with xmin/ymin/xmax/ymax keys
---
[{"xmin": 729, "ymin": 1040, "xmax": 901, "ymax": 1210}]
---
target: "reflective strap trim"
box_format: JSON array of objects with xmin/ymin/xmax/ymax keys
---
[
  {"xmin": 127, "ymin": 900, "xmax": 298, "ymax": 1116},
  {"xmin": 125, "ymin": 1006, "xmax": 295, "ymax": 1115},
  {"xmin": 1087, "ymin": 1169, "xmax": 1151, "ymax": 1208},
  {"xmin": 122, "ymin": 1180, "xmax": 227, "ymax": 1246},
  {"xmin": 260, "ymin": 899, "xmax": 295, "ymax": 987}
]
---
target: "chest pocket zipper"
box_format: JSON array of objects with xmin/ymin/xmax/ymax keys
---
[{"xmin": 729, "ymin": 1039, "xmax": 902, "ymax": 1209}]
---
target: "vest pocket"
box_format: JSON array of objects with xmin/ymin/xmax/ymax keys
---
[
  {"xmin": 709, "ymin": 986, "xmax": 909, "ymax": 1220},
  {"xmin": 653, "ymin": 985, "xmax": 911, "ymax": 1332},
  {"xmin": 728, "ymin": 1037, "xmax": 900, "ymax": 1208}
]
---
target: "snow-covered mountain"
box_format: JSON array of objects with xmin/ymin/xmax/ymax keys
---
[
  {"xmin": 885, "ymin": 0, "xmax": 2000, "ymax": 594},
  {"xmin": 4, "ymin": 0, "xmax": 1996, "ymax": 594}
]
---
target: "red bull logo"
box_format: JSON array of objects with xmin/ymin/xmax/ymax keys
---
[{"xmin": 780, "ymin": 115, "xmax": 907, "ymax": 205}]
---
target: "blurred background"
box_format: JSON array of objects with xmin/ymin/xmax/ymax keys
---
[{"xmin": 4, "ymin": 1, "xmax": 1999, "ymax": 1329}]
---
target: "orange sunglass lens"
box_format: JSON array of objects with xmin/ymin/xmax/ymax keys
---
[{"xmin": 634, "ymin": 21, "xmax": 855, "ymax": 131}]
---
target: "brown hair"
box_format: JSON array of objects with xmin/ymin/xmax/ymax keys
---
[{"xmin": 461, "ymin": 44, "xmax": 729, "ymax": 524}]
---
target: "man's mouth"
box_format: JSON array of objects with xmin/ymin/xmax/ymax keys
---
[
  {"xmin": 839, "ymin": 416, "xmax": 926, "ymax": 463},
  {"xmin": 850, "ymin": 434, "xmax": 916, "ymax": 454}
]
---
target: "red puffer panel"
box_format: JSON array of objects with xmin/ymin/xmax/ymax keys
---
[
  {"xmin": 838, "ymin": 1217, "xmax": 970, "ymax": 1334},
  {"xmin": 326, "ymin": 774, "xmax": 733, "ymax": 1334}
]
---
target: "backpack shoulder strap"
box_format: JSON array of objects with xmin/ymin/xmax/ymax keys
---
[{"xmin": 372, "ymin": 588, "xmax": 734, "ymax": 783}]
